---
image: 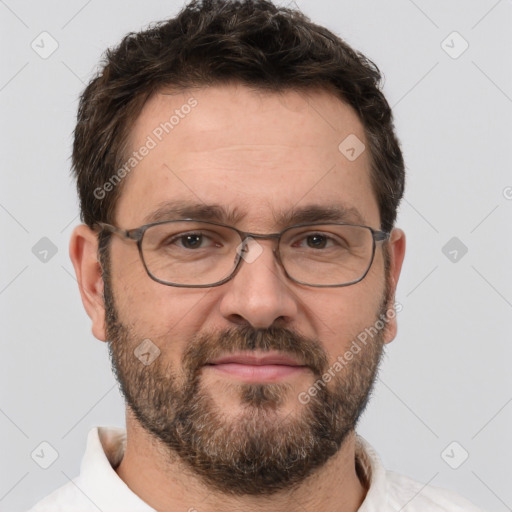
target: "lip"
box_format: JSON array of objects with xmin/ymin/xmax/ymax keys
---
[
  {"xmin": 208, "ymin": 351, "xmax": 304, "ymax": 366},
  {"xmin": 204, "ymin": 351, "xmax": 308, "ymax": 383}
]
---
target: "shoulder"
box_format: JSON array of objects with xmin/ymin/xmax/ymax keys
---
[
  {"xmin": 355, "ymin": 435, "xmax": 487, "ymax": 511},
  {"xmin": 25, "ymin": 480, "xmax": 94, "ymax": 512},
  {"xmin": 385, "ymin": 470, "xmax": 487, "ymax": 511}
]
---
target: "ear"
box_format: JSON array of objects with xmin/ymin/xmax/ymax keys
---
[
  {"xmin": 382, "ymin": 228, "xmax": 406, "ymax": 344},
  {"xmin": 69, "ymin": 224, "xmax": 107, "ymax": 342}
]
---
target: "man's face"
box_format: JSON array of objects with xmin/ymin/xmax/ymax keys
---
[{"xmin": 100, "ymin": 84, "xmax": 400, "ymax": 494}]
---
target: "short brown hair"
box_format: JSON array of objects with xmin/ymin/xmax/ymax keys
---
[{"xmin": 72, "ymin": 0, "xmax": 405, "ymax": 238}]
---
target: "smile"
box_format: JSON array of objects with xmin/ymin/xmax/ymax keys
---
[{"xmin": 204, "ymin": 351, "xmax": 309, "ymax": 383}]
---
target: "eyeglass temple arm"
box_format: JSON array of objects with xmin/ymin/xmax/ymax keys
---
[
  {"xmin": 95, "ymin": 222, "xmax": 140, "ymax": 241},
  {"xmin": 374, "ymin": 230, "xmax": 391, "ymax": 242}
]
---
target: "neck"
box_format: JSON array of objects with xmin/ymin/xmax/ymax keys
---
[{"xmin": 114, "ymin": 411, "xmax": 368, "ymax": 512}]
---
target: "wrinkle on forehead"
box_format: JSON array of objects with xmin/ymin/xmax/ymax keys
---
[{"xmin": 115, "ymin": 84, "xmax": 378, "ymax": 230}]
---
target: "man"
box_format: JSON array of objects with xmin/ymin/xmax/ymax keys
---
[{"xmin": 28, "ymin": 0, "xmax": 485, "ymax": 510}]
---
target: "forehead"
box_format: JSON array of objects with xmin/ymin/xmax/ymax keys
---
[{"xmin": 115, "ymin": 84, "xmax": 379, "ymax": 230}]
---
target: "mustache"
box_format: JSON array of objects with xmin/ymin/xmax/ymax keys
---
[{"xmin": 181, "ymin": 325, "xmax": 329, "ymax": 379}]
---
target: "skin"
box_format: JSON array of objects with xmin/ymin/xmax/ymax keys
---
[{"xmin": 70, "ymin": 83, "xmax": 406, "ymax": 512}]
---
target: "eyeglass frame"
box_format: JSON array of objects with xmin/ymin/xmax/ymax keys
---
[{"xmin": 95, "ymin": 219, "xmax": 390, "ymax": 288}]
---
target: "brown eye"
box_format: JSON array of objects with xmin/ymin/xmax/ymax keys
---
[
  {"xmin": 180, "ymin": 234, "xmax": 204, "ymax": 249},
  {"xmin": 306, "ymin": 234, "xmax": 328, "ymax": 249}
]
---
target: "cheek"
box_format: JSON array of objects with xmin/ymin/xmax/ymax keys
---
[
  {"xmin": 312, "ymin": 267, "xmax": 387, "ymax": 361},
  {"xmin": 108, "ymin": 243, "xmax": 220, "ymax": 361},
  {"xmin": 113, "ymin": 273, "xmax": 215, "ymax": 349}
]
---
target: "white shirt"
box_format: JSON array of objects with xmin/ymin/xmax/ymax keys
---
[{"xmin": 27, "ymin": 426, "xmax": 486, "ymax": 511}]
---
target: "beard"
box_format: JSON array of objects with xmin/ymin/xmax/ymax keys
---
[{"xmin": 102, "ymin": 253, "xmax": 391, "ymax": 495}]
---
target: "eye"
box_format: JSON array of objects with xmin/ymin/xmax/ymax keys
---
[
  {"xmin": 305, "ymin": 234, "xmax": 330, "ymax": 249},
  {"xmin": 178, "ymin": 233, "xmax": 205, "ymax": 249},
  {"xmin": 291, "ymin": 232, "xmax": 344, "ymax": 250},
  {"xmin": 164, "ymin": 231, "xmax": 220, "ymax": 250}
]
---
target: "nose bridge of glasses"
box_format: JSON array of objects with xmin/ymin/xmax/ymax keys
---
[
  {"xmin": 240, "ymin": 231, "xmax": 281, "ymax": 242},
  {"xmin": 236, "ymin": 232, "xmax": 281, "ymax": 265}
]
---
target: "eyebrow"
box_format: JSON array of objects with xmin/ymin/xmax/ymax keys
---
[{"xmin": 142, "ymin": 200, "xmax": 367, "ymax": 228}]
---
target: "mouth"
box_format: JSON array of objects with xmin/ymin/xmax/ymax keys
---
[{"xmin": 204, "ymin": 351, "xmax": 309, "ymax": 383}]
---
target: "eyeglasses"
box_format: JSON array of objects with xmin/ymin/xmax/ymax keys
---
[{"xmin": 96, "ymin": 219, "xmax": 389, "ymax": 288}]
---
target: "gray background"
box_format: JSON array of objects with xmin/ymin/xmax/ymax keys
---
[{"xmin": 1, "ymin": 0, "xmax": 511, "ymax": 510}]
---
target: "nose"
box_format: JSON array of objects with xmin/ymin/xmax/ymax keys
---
[{"xmin": 218, "ymin": 237, "xmax": 299, "ymax": 328}]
